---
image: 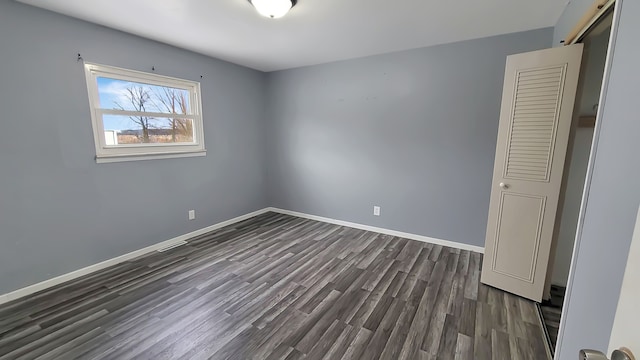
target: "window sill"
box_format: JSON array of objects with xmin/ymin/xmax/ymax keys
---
[{"xmin": 96, "ymin": 150, "xmax": 206, "ymax": 164}]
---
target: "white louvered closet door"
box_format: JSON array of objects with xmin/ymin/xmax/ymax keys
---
[{"xmin": 481, "ymin": 44, "xmax": 584, "ymax": 302}]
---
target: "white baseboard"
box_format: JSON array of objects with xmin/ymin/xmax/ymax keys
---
[
  {"xmin": 0, "ymin": 206, "xmax": 484, "ymax": 306},
  {"xmin": 267, "ymin": 207, "xmax": 485, "ymax": 254},
  {"xmin": 0, "ymin": 208, "xmax": 271, "ymax": 306}
]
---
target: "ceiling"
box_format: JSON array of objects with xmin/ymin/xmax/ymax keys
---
[{"xmin": 17, "ymin": 0, "xmax": 569, "ymax": 72}]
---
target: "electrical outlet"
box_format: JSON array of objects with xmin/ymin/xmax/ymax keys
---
[
  {"xmin": 188, "ymin": 210, "xmax": 196, "ymax": 220},
  {"xmin": 373, "ymin": 206, "xmax": 381, "ymax": 216}
]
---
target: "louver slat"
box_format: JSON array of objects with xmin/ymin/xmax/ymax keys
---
[{"xmin": 505, "ymin": 66, "xmax": 565, "ymax": 181}]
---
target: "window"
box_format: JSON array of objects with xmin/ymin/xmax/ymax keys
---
[{"xmin": 84, "ymin": 63, "xmax": 206, "ymax": 163}]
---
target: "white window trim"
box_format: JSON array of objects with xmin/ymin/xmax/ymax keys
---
[{"xmin": 84, "ymin": 63, "xmax": 206, "ymax": 163}]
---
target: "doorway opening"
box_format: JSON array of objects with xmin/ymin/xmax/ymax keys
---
[{"xmin": 539, "ymin": 8, "xmax": 615, "ymax": 355}]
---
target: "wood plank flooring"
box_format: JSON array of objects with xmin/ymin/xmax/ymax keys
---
[{"xmin": 0, "ymin": 212, "xmax": 549, "ymax": 360}]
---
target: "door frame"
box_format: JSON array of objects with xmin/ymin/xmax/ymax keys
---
[{"xmin": 555, "ymin": 0, "xmax": 622, "ymax": 357}]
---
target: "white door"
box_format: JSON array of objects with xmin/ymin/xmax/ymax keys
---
[
  {"xmin": 481, "ymin": 45, "xmax": 584, "ymax": 302},
  {"xmin": 607, "ymin": 205, "xmax": 640, "ymax": 356}
]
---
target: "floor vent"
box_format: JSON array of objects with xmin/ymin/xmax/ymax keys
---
[{"xmin": 157, "ymin": 241, "xmax": 188, "ymax": 253}]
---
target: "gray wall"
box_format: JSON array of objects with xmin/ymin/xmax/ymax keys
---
[
  {"xmin": 0, "ymin": 0, "xmax": 268, "ymax": 295},
  {"xmin": 265, "ymin": 28, "xmax": 553, "ymax": 248},
  {"xmin": 554, "ymin": 0, "xmax": 640, "ymax": 359}
]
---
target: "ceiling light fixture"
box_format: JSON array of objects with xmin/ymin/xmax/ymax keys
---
[{"xmin": 249, "ymin": 0, "xmax": 297, "ymax": 19}]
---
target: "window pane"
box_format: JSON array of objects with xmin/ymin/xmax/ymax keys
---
[
  {"xmin": 97, "ymin": 77, "xmax": 192, "ymax": 115},
  {"xmin": 103, "ymin": 115, "xmax": 195, "ymax": 144}
]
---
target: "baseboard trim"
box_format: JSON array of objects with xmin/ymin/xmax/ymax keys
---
[
  {"xmin": 0, "ymin": 208, "xmax": 271, "ymax": 306},
  {"xmin": 267, "ymin": 207, "xmax": 485, "ymax": 254},
  {"xmin": 0, "ymin": 206, "xmax": 484, "ymax": 306}
]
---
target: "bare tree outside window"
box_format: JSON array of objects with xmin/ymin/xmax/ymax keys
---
[
  {"xmin": 110, "ymin": 85, "xmax": 193, "ymax": 144},
  {"xmin": 114, "ymin": 86, "xmax": 155, "ymax": 143},
  {"xmin": 155, "ymin": 88, "xmax": 194, "ymax": 142}
]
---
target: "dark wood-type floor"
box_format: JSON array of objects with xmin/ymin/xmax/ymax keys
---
[{"xmin": 0, "ymin": 212, "xmax": 549, "ymax": 360}]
